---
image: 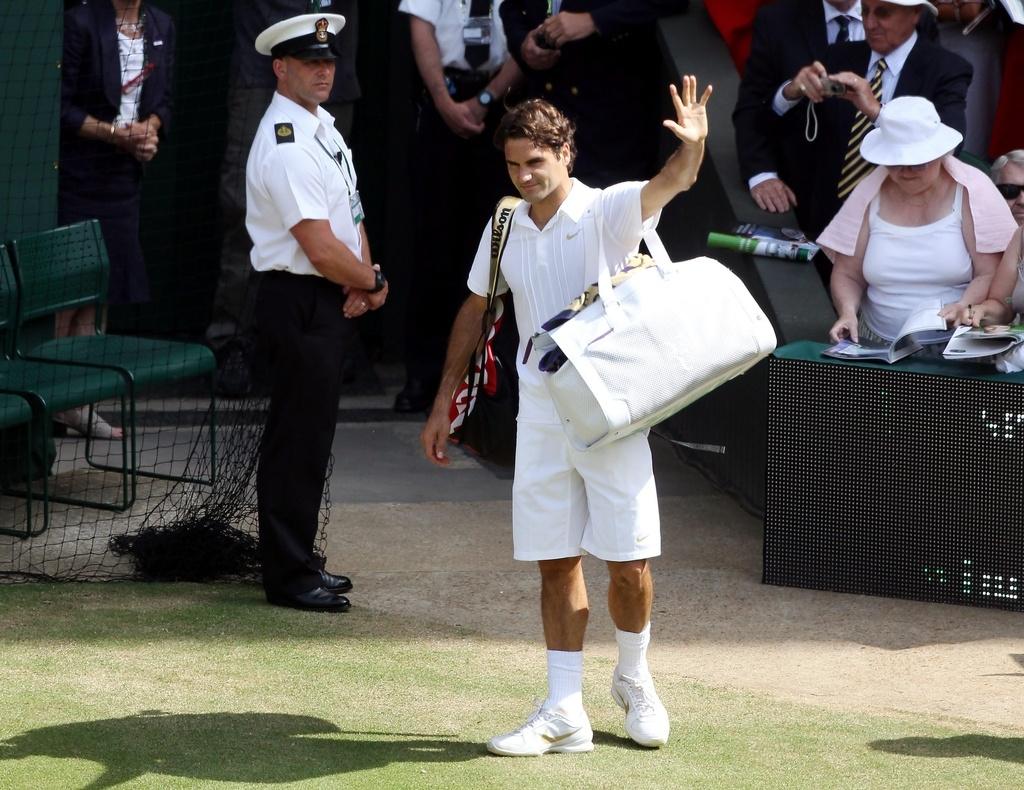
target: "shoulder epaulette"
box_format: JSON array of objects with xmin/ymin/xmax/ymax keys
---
[{"xmin": 274, "ymin": 123, "xmax": 295, "ymax": 144}]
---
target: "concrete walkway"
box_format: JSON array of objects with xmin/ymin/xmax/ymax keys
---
[{"xmin": 325, "ymin": 367, "xmax": 1024, "ymax": 733}]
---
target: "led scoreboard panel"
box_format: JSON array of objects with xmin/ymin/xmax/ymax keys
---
[{"xmin": 765, "ymin": 342, "xmax": 1024, "ymax": 611}]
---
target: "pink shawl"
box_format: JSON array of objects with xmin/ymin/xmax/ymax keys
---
[{"xmin": 816, "ymin": 156, "xmax": 1018, "ymax": 262}]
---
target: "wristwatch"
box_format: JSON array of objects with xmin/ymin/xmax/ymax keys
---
[
  {"xmin": 369, "ymin": 268, "xmax": 386, "ymax": 293},
  {"xmin": 477, "ymin": 89, "xmax": 494, "ymax": 108}
]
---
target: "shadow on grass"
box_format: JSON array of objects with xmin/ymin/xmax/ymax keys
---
[
  {"xmin": 593, "ymin": 729, "xmax": 656, "ymax": 752},
  {"xmin": 0, "ymin": 711, "xmax": 481, "ymax": 788},
  {"xmin": 869, "ymin": 735, "xmax": 1024, "ymax": 764}
]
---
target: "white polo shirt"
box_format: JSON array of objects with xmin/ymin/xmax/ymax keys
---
[
  {"xmin": 246, "ymin": 91, "xmax": 362, "ymax": 276},
  {"xmin": 398, "ymin": 0, "xmax": 509, "ymax": 73},
  {"xmin": 467, "ymin": 179, "xmax": 659, "ymax": 424}
]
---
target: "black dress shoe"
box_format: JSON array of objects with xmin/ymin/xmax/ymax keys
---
[
  {"xmin": 393, "ymin": 379, "xmax": 434, "ymax": 413},
  {"xmin": 320, "ymin": 569, "xmax": 353, "ymax": 593},
  {"xmin": 266, "ymin": 586, "xmax": 351, "ymax": 612}
]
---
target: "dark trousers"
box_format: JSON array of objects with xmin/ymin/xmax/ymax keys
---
[
  {"xmin": 255, "ymin": 271, "xmax": 348, "ymax": 596},
  {"xmin": 402, "ymin": 83, "xmax": 508, "ymax": 390}
]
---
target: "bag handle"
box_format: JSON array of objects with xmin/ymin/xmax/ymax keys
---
[
  {"xmin": 593, "ymin": 199, "xmax": 624, "ymax": 327},
  {"xmin": 593, "ymin": 200, "xmax": 672, "ymax": 328}
]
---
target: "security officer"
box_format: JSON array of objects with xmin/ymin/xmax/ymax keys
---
[
  {"xmin": 207, "ymin": 0, "xmax": 361, "ymax": 398},
  {"xmin": 393, "ymin": 0, "xmax": 522, "ymax": 413},
  {"xmin": 247, "ymin": 12, "xmax": 387, "ymax": 612}
]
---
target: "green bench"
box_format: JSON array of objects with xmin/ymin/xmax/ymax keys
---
[
  {"xmin": 7, "ymin": 220, "xmax": 217, "ymax": 492},
  {"xmin": 0, "ymin": 244, "xmax": 134, "ymax": 532}
]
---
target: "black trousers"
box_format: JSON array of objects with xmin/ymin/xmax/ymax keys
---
[
  {"xmin": 402, "ymin": 82, "xmax": 508, "ymax": 390},
  {"xmin": 255, "ymin": 271, "xmax": 348, "ymax": 596}
]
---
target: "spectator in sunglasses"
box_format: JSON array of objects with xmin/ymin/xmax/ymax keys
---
[{"xmin": 992, "ymin": 150, "xmax": 1024, "ymax": 226}]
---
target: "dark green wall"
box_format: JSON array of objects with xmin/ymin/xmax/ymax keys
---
[
  {"xmin": 0, "ymin": 2, "xmax": 62, "ymax": 239},
  {"xmin": 113, "ymin": 0, "xmax": 233, "ymax": 335}
]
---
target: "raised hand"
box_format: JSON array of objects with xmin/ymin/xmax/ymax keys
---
[{"xmin": 663, "ymin": 75, "xmax": 711, "ymax": 147}]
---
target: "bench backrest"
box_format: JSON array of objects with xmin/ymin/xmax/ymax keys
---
[
  {"xmin": 8, "ymin": 220, "xmax": 109, "ymax": 325},
  {"xmin": 0, "ymin": 245, "xmax": 20, "ymax": 356}
]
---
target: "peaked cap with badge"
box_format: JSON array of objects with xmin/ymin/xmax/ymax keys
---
[{"xmin": 255, "ymin": 13, "xmax": 346, "ymax": 61}]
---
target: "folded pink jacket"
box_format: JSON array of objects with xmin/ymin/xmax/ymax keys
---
[{"xmin": 816, "ymin": 156, "xmax": 1018, "ymax": 262}]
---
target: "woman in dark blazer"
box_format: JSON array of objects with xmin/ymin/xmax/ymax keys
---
[{"xmin": 58, "ymin": 0, "xmax": 174, "ymax": 437}]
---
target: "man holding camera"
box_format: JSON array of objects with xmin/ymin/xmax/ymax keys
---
[
  {"xmin": 776, "ymin": 0, "xmax": 969, "ymax": 239},
  {"xmin": 734, "ymin": 1, "xmax": 867, "ymax": 229}
]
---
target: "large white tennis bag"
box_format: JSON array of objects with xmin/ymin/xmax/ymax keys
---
[{"xmin": 531, "ymin": 231, "xmax": 777, "ymax": 451}]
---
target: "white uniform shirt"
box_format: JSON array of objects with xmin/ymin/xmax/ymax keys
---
[
  {"xmin": 398, "ymin": 0, "xmax": 509, "ymax": 73},
  {"xmin": 246, "ymin": 91, "xmax": 362, "ymax": 276},
  {"xmin": 467, "ymin": 180, "xmax": 659, "ymax": 424}
]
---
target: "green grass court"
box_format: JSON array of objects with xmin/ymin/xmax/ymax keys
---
[{"xmin": 1, "ymin": 583, "xmax": 1021, "ymax": 789}]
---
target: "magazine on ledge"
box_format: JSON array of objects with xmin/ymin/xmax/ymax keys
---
[
  {"xmin": 822, "ymin": 301, "xmax": 950, "ymax": 363},
  {"xmin": 942, "ymin": 324, "xmax": 1024, "ymax": 360},
  {"xmin": 706, "ymin": 223, "xmax": 819, "ymax": 262}
]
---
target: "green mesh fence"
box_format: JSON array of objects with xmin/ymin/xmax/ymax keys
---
[{"xmin": 0, "ymin": 1, "xmax": 329, "ymax": 582}]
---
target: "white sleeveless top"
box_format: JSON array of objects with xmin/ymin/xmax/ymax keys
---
[{"xmin": 861, "ymin": 183, "xmax": 972, "ymax": 341}]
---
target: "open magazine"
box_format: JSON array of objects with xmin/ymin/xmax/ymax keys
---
[
  {"xmin": 822, "ymin": 301, "xmax": 950, "ymax": 363},
  {"xmin": 942, "ymin": 324, "xmax": 1024, "ymax": 360}
]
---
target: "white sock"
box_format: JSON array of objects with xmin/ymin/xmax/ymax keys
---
[
  {"xmin": 545, "ymin": 649, "xmax": 584, "ymax": 718},
  {"xmin": 615, "ymin": 623, "xmax": 651, "ymax": 679}
]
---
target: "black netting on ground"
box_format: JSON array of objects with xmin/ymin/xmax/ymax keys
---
[
  {"xmin": 765, "ymin": 358, "xmax": 1024, "ymax": 612},
  {"xmin": 0, "ymin": 3, "xmax": 328, "ymax": 582}
]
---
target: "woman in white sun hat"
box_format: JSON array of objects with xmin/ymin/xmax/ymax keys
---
[{"xmin": 818, "ymin": 95, "xmax": 1017, "ymax": 353}]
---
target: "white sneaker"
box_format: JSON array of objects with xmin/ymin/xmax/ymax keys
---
[
  {"xmin": 487, "ymin": 703, "xmax": 594, "ymax": 757},
  {"xmin": 610, "ymin": 671, "xmax": 670, "ymax": 747}
]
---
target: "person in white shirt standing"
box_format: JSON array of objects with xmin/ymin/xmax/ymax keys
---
[
  {"xmin": 393, "ymin": 0, "xmax": 522, "ymax": 414},
  {"xmin": 247, "ymin": 13, "xmax": 388, "ymax": 612},
  {"xmin": 421, "ymin": 76, "xmax": 711, "ymax": 755}
]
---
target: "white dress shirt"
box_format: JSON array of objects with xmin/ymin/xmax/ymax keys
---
[
  {"xmin": 824, "ymin": 1, "xmax": 864, "ymax": 45},
  {"xmin": 398, "ymin": 0, "xmax": 509, "ymax": 73},
  {"xmin": 467, "ymin": 180, "xmax": 659, "ymax": 424},
  {"xmin": 246, "ymin": 92, "xmax": 362, "ymax": 277}
]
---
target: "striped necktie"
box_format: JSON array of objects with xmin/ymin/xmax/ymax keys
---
[{"xmin": 837, "ymin": 58, "xmax": 887, "ymax": 199}]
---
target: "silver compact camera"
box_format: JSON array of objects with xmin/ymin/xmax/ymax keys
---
[{"xmin": 821, "ymin": 78, "xmax": 847, "ymax": 96}]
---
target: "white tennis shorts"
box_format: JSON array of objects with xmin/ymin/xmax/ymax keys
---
[{"xmin": 511, "ymin": 421, "xmax": 661, "ymax": 562}]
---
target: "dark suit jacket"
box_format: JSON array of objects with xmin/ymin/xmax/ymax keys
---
[
  {"xmin": 733, "ymin": 0, "xmax": 830, "ymax": 232},
  {"xmin": 800, "ymin": 35, "xmax": 971, "ymax": 239},
  {"xmin": 500, "ymin": 0, "xmax": 689, "ymax": 186},
  {"xmin": 733, "ymin": 1, "xmax": 941, "ymax": 233},
  {"xmin": 60, "ymin": 1, "xmax": 175, "ymax": 192}
]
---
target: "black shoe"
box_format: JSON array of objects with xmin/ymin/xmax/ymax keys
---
[
  {"xmin": 215, "ymin": 338, "xmax": 254, "ymax": 398},
  {"xmin": 266, "ymin": 586, "xmax": 351, "ymax": 612},
  {"xmin": 320, "ymin": 569, "xmax": 353, "ymax": 593},
  {"xmin": 393, "ymin": 379, "xmax": 434, "ymax": 413}
]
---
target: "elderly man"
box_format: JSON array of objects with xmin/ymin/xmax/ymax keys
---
[
  {"xmin": 993, "ymin": 150, "xmax": 1024, "ymax": 227},
  {"xmin": 247, "ymin": 12, "xmax": 387, "ymax": 612},
  {"xmin": 777, "ymin": 0, "xmax": 969, "ymax": 240}
]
